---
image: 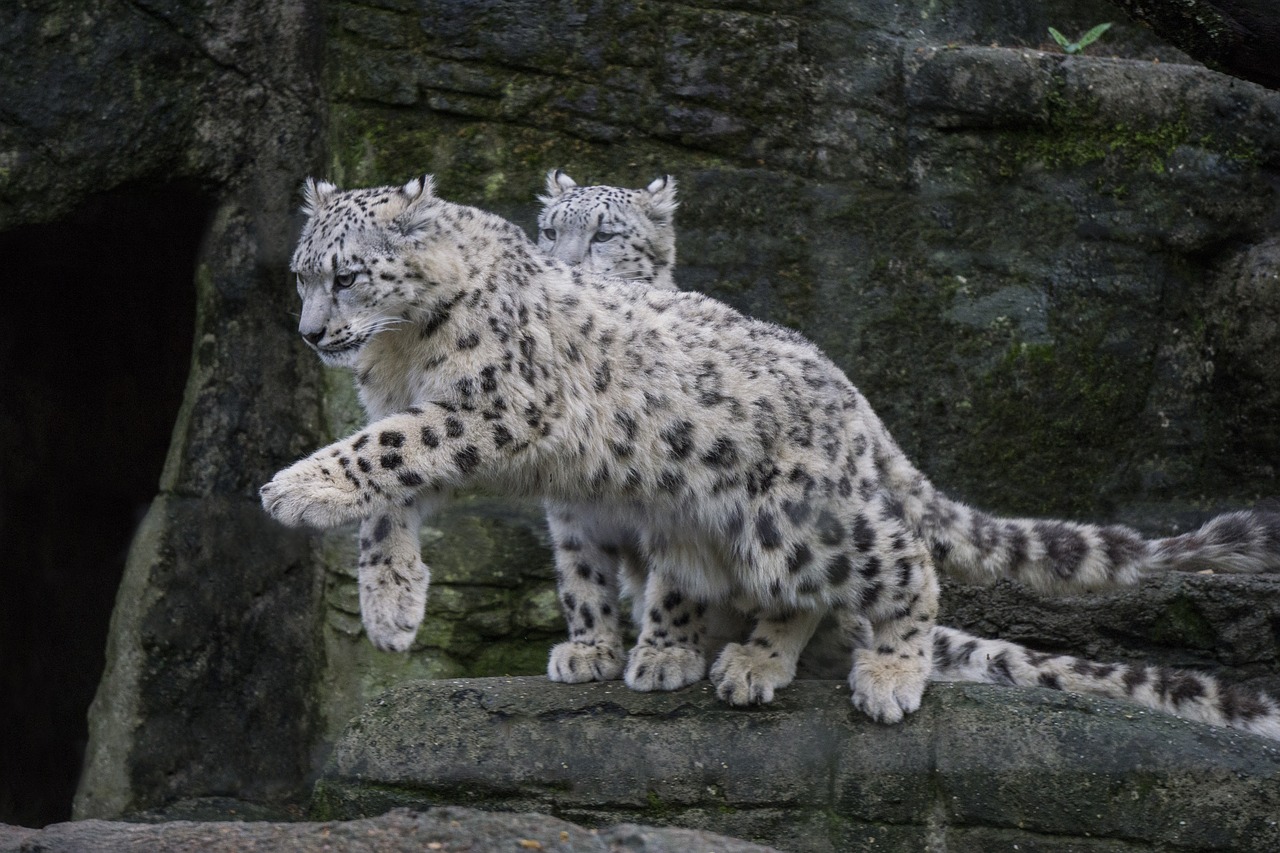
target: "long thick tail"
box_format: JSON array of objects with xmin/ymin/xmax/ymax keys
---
[
  {"xmin": 866, "ymin": 420, "xmax": 1280, "ymax": 593},
  {"xmin": 913, "ymin": 493, "xmax": 1280, "ymax": 594},
  {"xmin": 931, "ymin": 625, "xmax": 1280, "ymax": 741}
]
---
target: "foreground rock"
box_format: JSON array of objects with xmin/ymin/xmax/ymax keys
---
[
  {"xmin": 316, "ymin": 677, "xmax": 1280, "ymax": 853},
  {"xmin": 0, "ymin": 806, "xmax": 778, "ymax": 853}
]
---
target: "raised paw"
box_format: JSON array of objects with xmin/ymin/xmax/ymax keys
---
[
  {"xmin": 849, "ymin": 648, "xmax": 930, "ymax": 723},
  {"xmin": 710, "ymin": 642, "xmax": 795, "ymax": 706},
  {"xmin": 547, "ymin": 640, "xmax": 625, "ymax": 683},
  {"xmin": 360, "ymin": 560, "xmax": 429, "ymax": 652},
  {"xmin": 625, "ymin": 645, "xmax": 706, "ymax": 692},
  {"xmin": 260, "ymin": 454, "xmax": 367, "ymax": 529}
]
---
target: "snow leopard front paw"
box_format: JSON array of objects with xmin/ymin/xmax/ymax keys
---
[
  {"xmin": 849, "ymin": 648, "xmax": 929, "ymax": 723},
  {"xmin": 260, "ymin": 454, "xmax": 368, "ymax": 529},
  {"xmin": 360, "ymin": 558, "xmax": 429, "ymax": 652},
  {"xmin": 624, "ymin": 645, "xmax": 706, "ymax": 692},
  {"xmin": 547, "ymin": 640, "xmax": 625, "ymax": 683},
  {"xmin": 710, "ymin": 642, "xmax": 795, "ymax": 705}
]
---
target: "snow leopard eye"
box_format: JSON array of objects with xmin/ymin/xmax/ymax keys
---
[
  {"xmin": 592, "ymin": 231, "xmax": 616, "ymax": 243},
  {"xmin": 334, "ymin": 271, "xmax": 357, "ymax": 290},
  {"xmin": 541, "ymin": 228, "xmax": 557, "ymax": 241}
]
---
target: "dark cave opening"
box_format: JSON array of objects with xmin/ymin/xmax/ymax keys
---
[{"xmin": 0, "ymin": 185, "xmax": 209, "ymax": 828}]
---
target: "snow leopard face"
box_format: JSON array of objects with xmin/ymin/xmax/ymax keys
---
[
  {"xmin": 288, "ymin": 177, "xmax": 437, "ymax": 367},
  {"xmin": 285, "ymin": 174, "xmax": 526, "ymax": 370},
  {"xmin": 537, "ymin": 169, "xmax": 678, "ymax": 290}
]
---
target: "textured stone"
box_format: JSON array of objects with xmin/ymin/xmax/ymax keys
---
[
  {"xmin": 314, "ymin": 678, "xmax": 1280, "ymax": 853},
  {"xmin": 0, "ymin": 807, "xmax": 780, "ymax": 853},
  {"xmin": 1109, "ymin": 0, "xmax": 1280, "ymax": 89}
]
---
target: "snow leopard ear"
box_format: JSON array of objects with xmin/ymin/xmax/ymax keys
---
[
  {"xmin": 644, "ymin": 175, "xmax": 678, "ymax": 222},
  {"xmin": 393, "ymin": 173, "xmax": 437, "ymax": 236},
  {"xmin": 544, "ymin": 169, "xmax": 577, "ymax": 199},
  {"xmin": 301, "ymin": 177, "xmax": 338, "ymax": 216},
  {"xmin": 399, "ymin": 173, "xmax": 435, "ymax": 203}
]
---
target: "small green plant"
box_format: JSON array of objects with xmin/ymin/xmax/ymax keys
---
[{"xmin": 1048, "ymin": 22, "xmax": 1112, "ymax": 54}]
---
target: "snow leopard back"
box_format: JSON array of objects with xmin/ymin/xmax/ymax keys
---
[
  {"xmin": 532, "ymin": 171, "xmax": 1280, "ymax": 741},
  {"xmin": 536, "ymin": 171, "xmax": 1280, "ymax": 594}
]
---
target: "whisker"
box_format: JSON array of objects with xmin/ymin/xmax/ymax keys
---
[
  {"xmin": 361, "ymin": 317, "xmax": 411, "ymax": 336},
  {"xmin": 598, "ymin": 269, "xmax": 650, "ymax": 282}
]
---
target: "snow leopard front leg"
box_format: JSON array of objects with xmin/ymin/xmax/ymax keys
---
[
  {"xmin": 545, "ymin": 501, "xmax": 628, "ymax": 682},
  {"xmin": 625, "ymin": 568, "xmax": 713, "ymax": 691},
  {"xmin": 356, "ymin": 498, "xmax": 435, "ymax": 652},
  {"xmin": 261, "ymin": 404, "xmax": 529, "ymax": 529},
  {"xmin": 711, "ymin": 608, "xmax": 824, "ymax": 705}
]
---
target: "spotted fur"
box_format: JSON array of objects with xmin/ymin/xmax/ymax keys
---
[
  {"xmin": 265, "ymin": 177, "xmax": 1280, "ymax": 727},
  {"xmin": 263, "ymin": 175, "xmax": 946, "ymax": 722},
  {"xmin": 537, "ymin": 169, "xmax": 678, "ymax": 291},
  {"xmin": 535, "ymin": 174, "xmax": 1280, "ymax": 739},
  {"xmin": 344, "ymin": 170, "xmax": 681, "ymax": 651},
  {"xmin": 927, "ymin": 626, "xmax": 1280, "ymax": 740},
  {"xmin": 537, "ymin": 175, "xmax": 1280, "ymax": 598}
]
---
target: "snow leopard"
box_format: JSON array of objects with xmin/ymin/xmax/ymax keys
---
[
  {"xmin": 537, "ymin": 169, "xmax": 678, "ymax": 291},
  {"xmin": 262, "ymin": 175, "xmax": 1280, "ymax": 731},
  {"xmin": 532, "ymin": 171, "xmax": 1280, "ymax": 739},
  {"xmin": 537, "ymin": 170, "xmax": 1280, "ymax": 593}
]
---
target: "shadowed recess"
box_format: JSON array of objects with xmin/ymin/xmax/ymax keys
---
[{"xmin": 0, "ymin": 184, "xmax": 208, "ymax": 827}]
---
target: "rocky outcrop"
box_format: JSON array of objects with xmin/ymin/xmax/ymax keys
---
[
  {"xmin": 314, "ymin": 678, "xmax": 1280, "ymax": 853},
  {"xmin": 0, "ymin": 806, "xmax": 780, "ymax": 853}
]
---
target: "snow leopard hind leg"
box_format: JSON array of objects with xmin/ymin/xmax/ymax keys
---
[{"xmin": 707, "ymin": 486, "xmax": 940, "ymax": 722}]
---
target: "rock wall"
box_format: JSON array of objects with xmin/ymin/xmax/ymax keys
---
[
  {"xmin": 0, "ymin": 0, "xmax": 331, "ymax": 824},
  {"xmin": 0, "ymin": 0, "xmax": 1277, "ymax": 828},
  {"xmin": 314, "ymin": 0, "xmax": 1280, "ymax": 743}
]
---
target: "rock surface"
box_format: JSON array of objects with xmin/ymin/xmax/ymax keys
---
[
  {"xmin": 0, "ymin": 806, "xmax": 780, "ymax": 853},
  {"xmin": 314, "ymin": 677, "xmax": 1280, "ymax": 853},
  {"xmin": 1109, "ymin": 0, "xmax": 1280, "ymax": 89},
  {"xmin": 0, "ymin": 0, "xmax": 1276, "ymax": 829}
]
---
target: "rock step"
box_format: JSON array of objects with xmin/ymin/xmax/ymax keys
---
[
  {"xmin": 0, "ymin": 806, "xmax": 778, "ymax": 853},
  {"xmin": 316, "ymin": 677, "xmax": 1280, "ymax": 853}
]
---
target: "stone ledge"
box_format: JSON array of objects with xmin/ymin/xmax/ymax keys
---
[
  {"xmin": 0, "ymin": 806, "xmax": 779, "ymax": 853},
  {"xmin": 315, "ymin": 677, "xmax": 1280, "ymax": 853}
]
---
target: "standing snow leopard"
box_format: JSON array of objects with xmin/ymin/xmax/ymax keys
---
[
  {"xmin": 262, "ymin": 174, "xmax": 1280, "ymax": 733},
  {"xmin": 537, "ymin": 171, "xmax": 1280, "ymax": 592},
  {"xmin": 532, "ymin": 171, "xmax": 1280, "ymax": 738}
]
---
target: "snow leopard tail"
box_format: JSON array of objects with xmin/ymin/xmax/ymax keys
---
[
  {"xmin": 913, "ymin": 491, "xmax": 1280, "ymax": 594},
  {"xmin": 931, "ymin": 625, "xmax": 1280, "ymax": 741},
  {"xmin": 866, "ymin": 424, "xmax": 1280, "ymax": 593}
]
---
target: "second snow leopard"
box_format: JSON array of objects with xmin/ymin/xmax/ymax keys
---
[
  {"xmin": 535, "ymin": 170, "xmax": 1280, "ymax": 738},
  {"xmin": 262, "ymin": 174, "xmax": 1280, "ymax": 735}
]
